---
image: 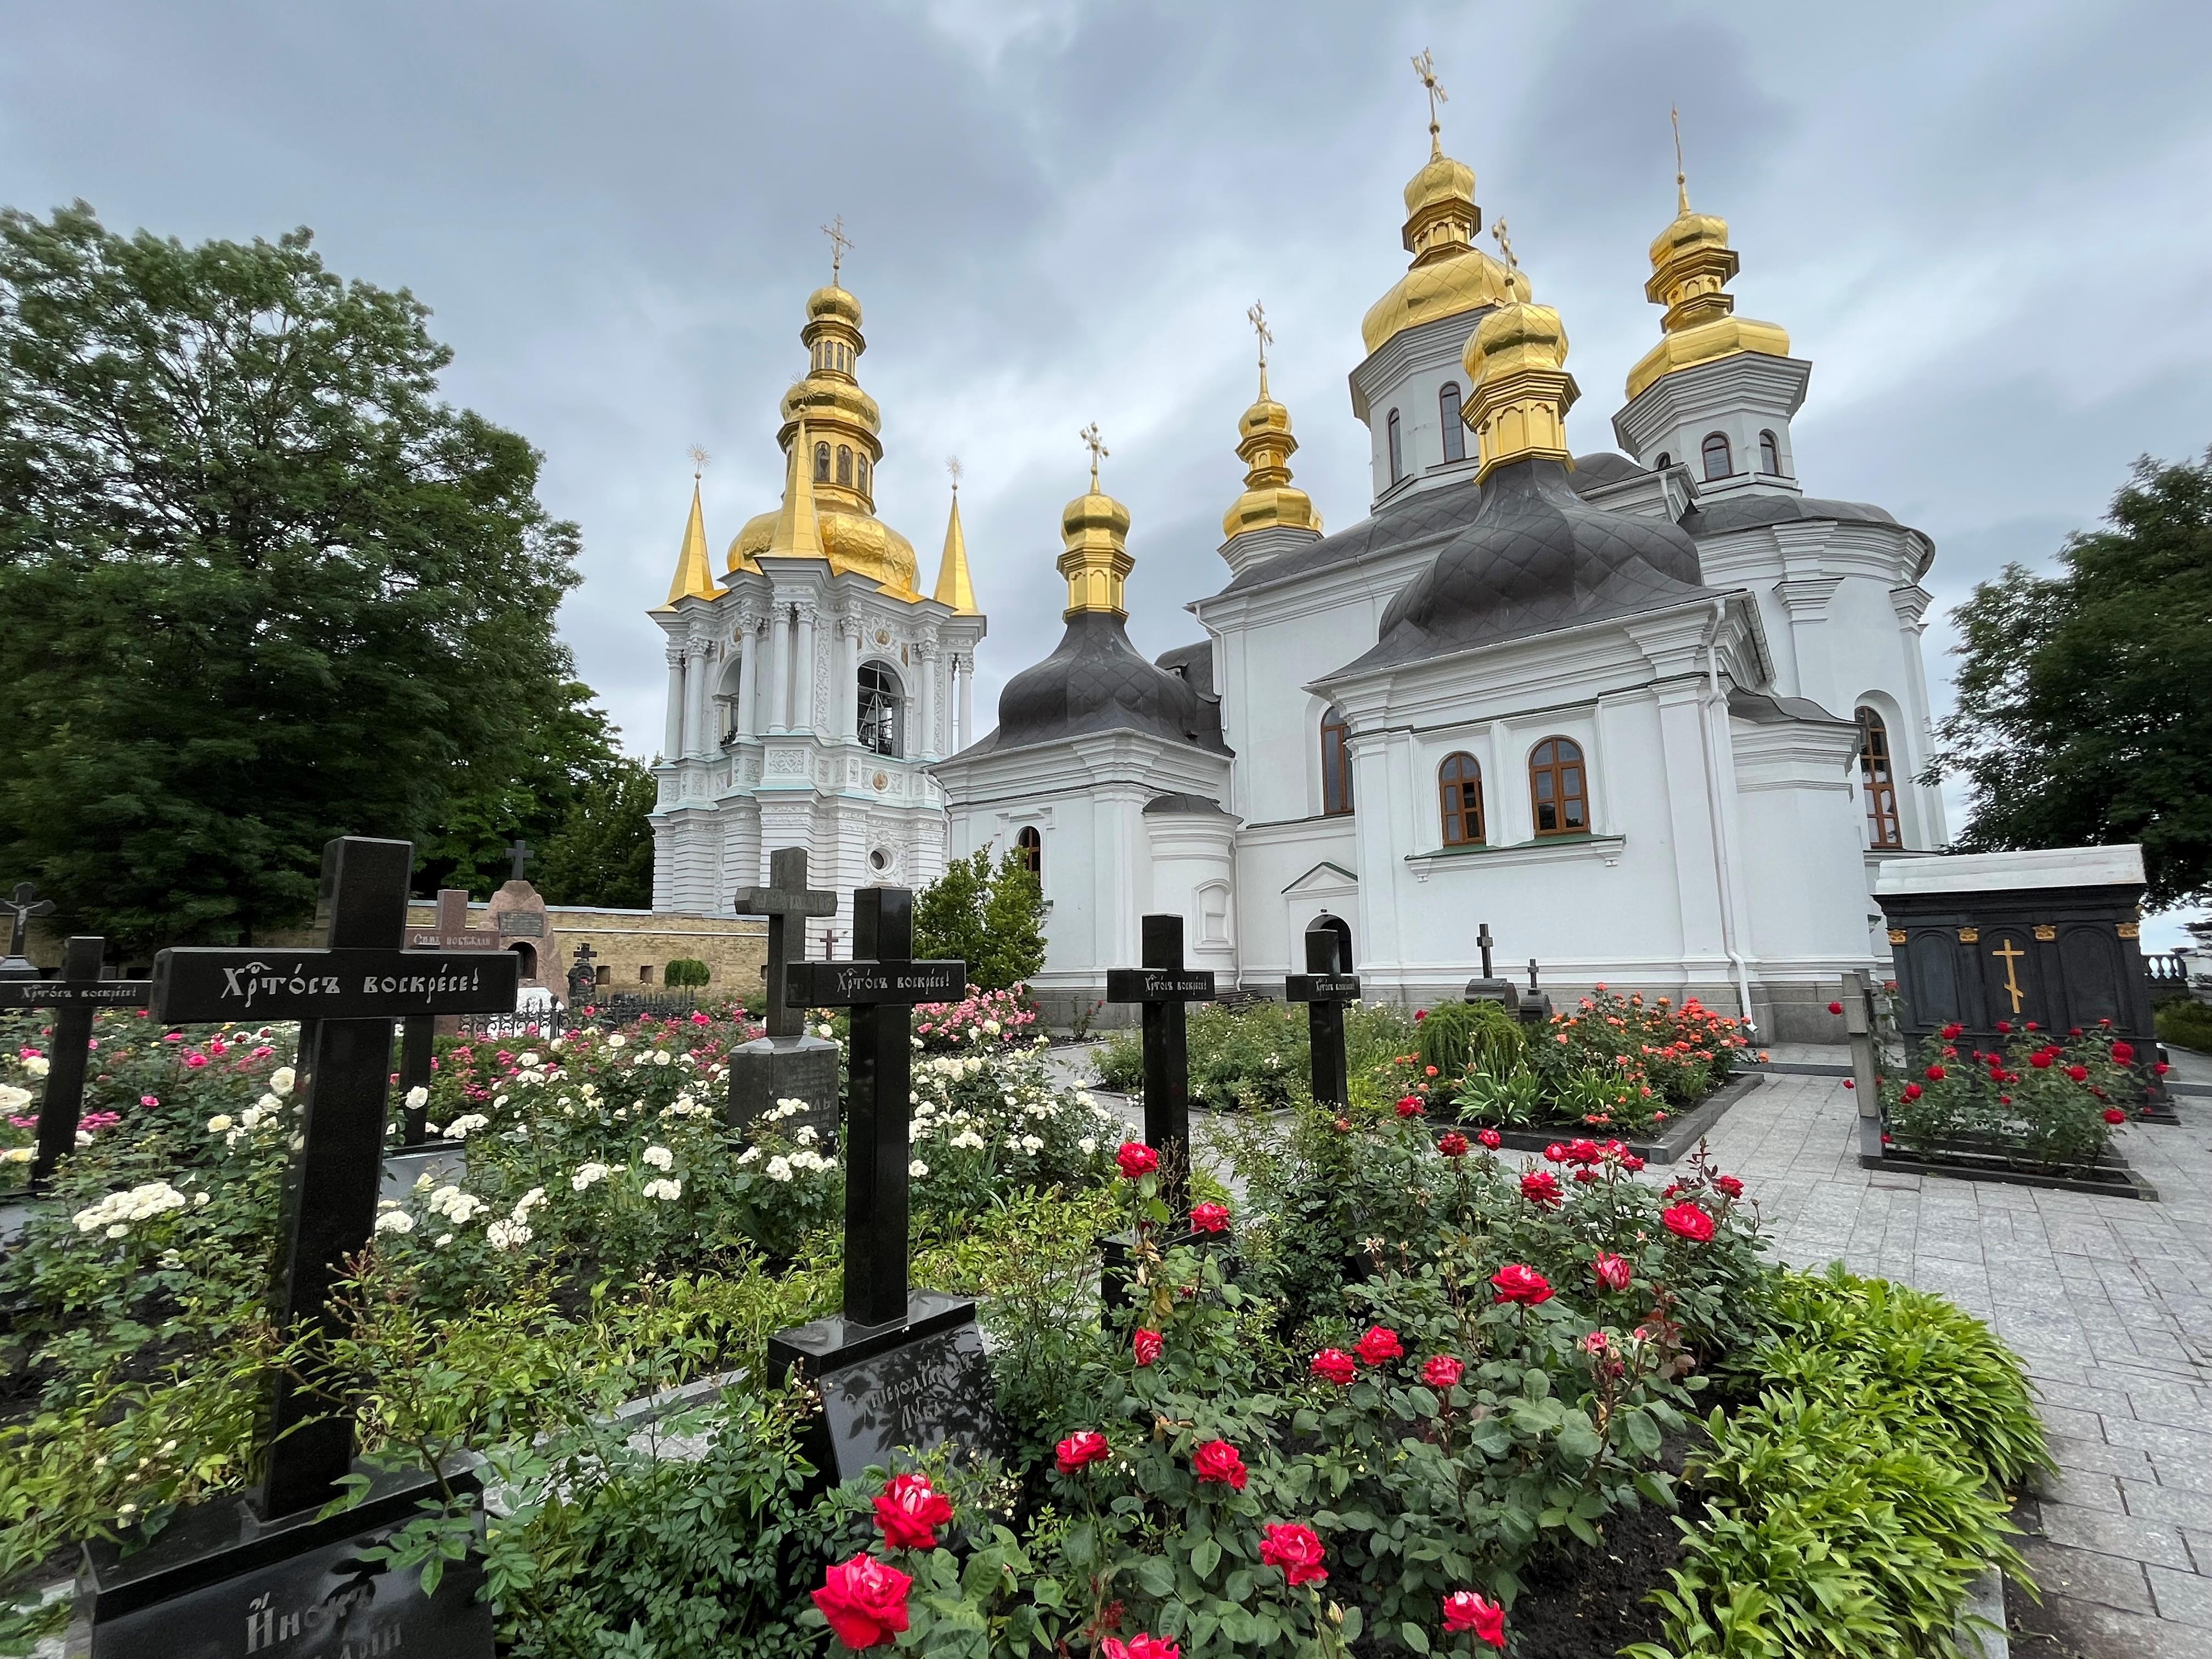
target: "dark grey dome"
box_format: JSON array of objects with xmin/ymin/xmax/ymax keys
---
[
  {"xmin": 983, "ymin": 611, "xmax": 1228, "ymax": 754},
  {"xmin": 1342, "ymin": 456, "xmax": 1713, "ymax": 674}
]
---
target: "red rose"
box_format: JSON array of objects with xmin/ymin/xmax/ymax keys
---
[
  {"xmin": 2030, "ymin": 1052, "xmax": 2052, "ymax": 1069},
  {"xmin": 1422, "ymin": 1354, "xmax": 1465, "ymax": 1389},
  {"xmin": 1490, "ymin": 1263, "xmax": 1554, "ymax": 1306},
  {"xmin": 1102, "ymin": 1637, "xmax": 1182, "ymax": 1659},
  {"xmin": 1133, "ymin": 1328, "xmax": 1163, "ymax": 1366},
  {"xmin": 1662, "ymin": 1203, "xmax": 1716, "ymax": 1243},
  {"xmin": 1437, "ymin": 1131, "xmax": 1470, "ymax": 1158},
  {"xmin": 1543, "ymin": 1143, "xmax": 1568, "ymax": 1163},
  {"xmin": 1442, "ymin": 1590, "xmax": 1508, "ymax": 1649},
  {"xmin": 1996, "ymin": 1020, "xmax": 2012, "ymax": 1033},
  {"xmin": 1940, "ymin": 1022, "xmax": 1963, "ymax": 1039},
  {"xmin": 873, "ymin": 1473, "xmax": 954, "ymax": 1550},
  {"xmin": 813, "ymin": 1553, "xmax": 913, "ymax": 1650},
  {"xmin": 1311, "ymin": 1347, "xmax": 1357, "ymax": 1385},
  {"xmin": 1356, "ymin": 1325, "xmax": 1404, "ymax": 1365},
  {"xmin": 1901, "ymin": 1083, "xmax": 1922, "ymax": 1101},
  {"xmin": 1189, "ymin": 1201, "xmax": 1229, "ymax": 1233},
  {"xmin": 1593, "ymin": 1251, "xmax": 1632, "ymax": 1291},
  {"xmin": 1567, "ymin": 1138, "xmax": 1600, "ymax": 1164},
  {"xmin": 1192, "ymin": 1438, "xmax": 1248, "ymax": 1490},
  {"xmin": 2102, "ymin": 1108, "xmax": 2127, "ymax": 1125},
  {"xmin": 1842, "ymin": 1078, "xmax": 1854, "ymax": 1089},
  {"xmin": 1572, "ymin": 1166, "xmax": 1599, "ymax": 1183},
  {"xmin": 2067, "ymin": 1064, "xmax": 2089, "ymax": 1083},
  {"xmin": 2111, "ymin": 1040, "xmax": 2135, "ymax": 1064},
  {"xmin": 1477, "ymin": 1127, "xmax": 1502, "ymax": 1149},
  {"xmin": 1115, "ymin": 1142, "xmax": 1159, "ymax": 1178},
  {"xmin": 1520, "ymin": 1170, "xmax": 1564, "ymax": 1209},
  {"xmin": 1827, "ymin": 1002, "xmax": 1844, "ymax": 1015},
  {"xmin": 1414, "ymin": 1008, "xmax": 1427, "ymax": 1021},
  {"xmin": 1713, "ymin": 1173, "xmax": 1743, "ymax": 1198},
  {"xmin": 1396, "ymin": 1095, "xmax": 1426, "ymax": 1118},
  {"xmin": 1056, "ymin": 1430, "xmax": 1111, "ymax": 1475},
  {"xmin": 2155, "ymin": 1062, "xmax": 2170, "ymax": 1075},
  {"xmin": 1925, "ymin": 1064, "xmax": 1946, "ymax": 1081},
  {"xmin": 1333, "ymin": 1116, "xmax": 1353, "ymax": 1133},
  {"xmin": 1259, "ymin": 1522, "xmax": 1328, "ymax": 1587}
]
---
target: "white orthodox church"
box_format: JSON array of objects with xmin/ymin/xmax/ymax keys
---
[{"xmin": 650, "ymin": 110, "xmax": 1944, "ymax": 1041}]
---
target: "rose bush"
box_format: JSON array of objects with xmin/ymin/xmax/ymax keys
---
[{"xmin": 1878, "ymin": 1020, "xmax": 2145, "ymax": 1171}]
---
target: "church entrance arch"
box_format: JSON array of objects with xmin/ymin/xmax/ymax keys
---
[{"xmin": 1308, "ymin": 912, "xmax": 1354, "ymax": 970}]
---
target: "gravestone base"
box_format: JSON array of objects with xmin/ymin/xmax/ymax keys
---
[
  {"xmin": 766, "ymin": 1290, "xmax": 1011, "ymax": 1490},
  {"xmin": 70, "ymin": 1462, "xmax": 494, "ymax": 1658},
  {"xmin": 726, "ymin": 1034, "xmax": 840, "ymax": 1148},
  {"xmin": 1099, "ymin": 1226, "xmax": 1233, "ymax": 1311}
]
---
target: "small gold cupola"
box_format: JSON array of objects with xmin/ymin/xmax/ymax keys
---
[
  {"xmin": 660, "ymin": 448, "xmax": 724, "ymax": 606},
  {"xmin": 1059, "ymin": 424, "xmax": 1134, "ymax": 619},
  {"xmin": 1223, "ymin": 301, "xmax": 1320, "ymax": 541},
  {"xmin": 1460, "ymin": 223, "xmax": 1580, "ymax": 481},
  {"xmin": 933, "ymin": 458, "xmax": 979, "ymax": 614},
  {"xmin": 1624, "ymin": 112, "xmax": 1792, "ymax": 401}
]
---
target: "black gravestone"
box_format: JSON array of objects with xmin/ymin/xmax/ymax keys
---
[
  {"xmin": 567, "ymin": 941, "xmax": 599, "ymax": 1007},
  {"xmin": 1285, "ymin": 925, "xmax": 1360, "ymax": 1110},
  {"xmin": 0, "ymin": 936, "xmax": 151, "ymax": 1191},
  {"xmin": 764, "ymin": 889, "xmax": 1003, "ymax": 1486},
  {"xmin": 726, "ymin": 848, "xmax": 842, "ymax": 1148},
  {"xmin": 1103, "ymin": 914, "xmax": 1215, "ymax": 1217}
]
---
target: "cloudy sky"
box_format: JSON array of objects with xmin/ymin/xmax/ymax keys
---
[{"xmin": 5, "ymin": 1, "xmax": 2208, "ymax": 936}]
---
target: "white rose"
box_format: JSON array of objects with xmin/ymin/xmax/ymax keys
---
[
  {"xmin": 642, "ymin": 1177, "xmax": 683, "ymax": 1201},
  {"xmin": 270, "ymin": 1068, "xmax": 296, "ymax": 1096},
  {"xmin": 106, "ymin": 1222, "xmax": 129, "ymax": 1239},
  {"xmin": 24, "ymin": 1057, "xmax": 48, "ymax": 1077},
  {"xmin": 909, "ymin": 1160, "xmax": 929, "ymax": 1179},
  {"xmin": 653, "ymin": 1051, "xmax": 672, "ymax": 1066},
  {"xmin": 404, "ymin": 1086, "xmax": 430, "ymax": 1111},
  {"xmin": 606, "ymin": 1034, "xmax": 626, "ymax": 1048},
  {"xmin": 1078, "ymin": 1137, "xmax": 1098, "ymax": 1155},
  {"xmin": 206, "ymin": 1115, "xmax": 234, "ymax": 1135},
  {"xmin": 434, "ymin": 1233, "xmax": 454, "ymax": 1248},
  {"xmin": 766, "ymin": 1156, "xmax": 794, "ymax": 1183},
  {"xmin": 1019, "ymin": 1135, "xmax": 1043, "ymax": 1154},
  {"xmin": 0, "ymin": 1085, "xmax": 31, "ymax": 1112},
  {"xmin": 486, "ymin": 1219, "xmax": 531, "ymax": 1250},
  {"xmin": 736, "ymin": 1146, "xmax": 761, "ymax": 1165},
  {"xmin": 793, "ymin": 1125, "xmax": 818, "ymax": 1146},
  {"xmin": 517, "ymin": 1052, "xmax": 539, "ymax": 1068},
  {"xmin": 571, "ymin": 1161, "xmax": 611, "ymax": 1192},
  {"xmin": 642, "ymin": 1145, "xmax": 675, "ymax": 1171},
  {"xmin": 1, "ymin": 1147, "xmax": 33, "ymax": 1164},
  {"xmin": 817, "ymin": 1023, "xmax": 835, "ymax": 1040},
  {"xmin": 374, "ymin": 1210, "xmax": 415, "ymax": 1235}
]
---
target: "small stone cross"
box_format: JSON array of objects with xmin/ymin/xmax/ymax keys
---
[
  {"xmin": 505, "ymin": 839, "xmax": 534, "ymax": 882},
  {"xmin": 1477, "ymin": 922, "xmax": 1494, "ymax": 979},
  {"xmin": 734, "ymin": 848, "xmax": 838, "ymax": 1039}
]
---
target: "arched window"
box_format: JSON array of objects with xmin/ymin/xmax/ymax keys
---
[
  {"xmin": 1439, "ymin": 383, "xmax": 1465, "ymax": 463},
  {"xmin": 856, "ymin": 455, "xmax": 870, "ymax": 493},
  {"xmin": 1654, "ymin": 452, "xmax": 1671, "ymax": 470},
  {"xmin": 1758, "ymin": 430, "xmax": 1781, "ymax": 475},
  {"xmin": 837, "ymin": 445, "xmax": 853, "ymax": 486},
  {"xmin": 1320, "ymin": 704, "xmax": 1355, "ymax": 816},
  {"xmin": 1016, "ymin": 825, "xmax": 1042, "ymax": 878},
  {"xmin": 814, "ymin": 442, "xmax": 831, "ymax": 482},
  {"xmin": 1701, "ymin": 432, "xmax": 1733, "ymax": 482},
  {"xmin": 1529, "ymin": 737, "xmax": 1588, "ymax": 836},
  {"xmin": 1438, "ymin": 752, "xmax": 1485, "ymax": 845},
  {"xmin": 1387, "ymin": 410, "xmax": 1403, "ymax": 484},
  {"xmin": 1857, "ymin": 707, "xmax": 1902, "ymax": 849},
  {"xmin": 858, "ymin": 662, "xmax": 903, "ymax": 758}
]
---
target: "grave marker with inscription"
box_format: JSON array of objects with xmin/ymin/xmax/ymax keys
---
[
  {"xmin": 1285, "ymin": 924, "xmax": 1360, "ymax": 1111},
  {"xmin": 726, "ymin": 849, "xmax": 841, "ymax": 1147},
  {"xmin": 0, "ymin": 936, "xmax": 150, "ymax": 1192},
  {"xmin": 1103, "ymin": 914, "xmax": 1216, "ymax": 1217}
]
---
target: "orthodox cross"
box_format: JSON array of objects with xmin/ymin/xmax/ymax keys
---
[
  {"xmin": 783, "ymin": 888, "xmax": 963, "ymax": 1326},
  {"xmin": 1285, "ymin": 924, "xmax": 1361, "ymax": 1112},
  {"xmin": 1248, "ymin": 300, "xmax": 1271, "ymax": 372},
  {"xmin": 2, "ymin": 881, "xmax": 55, "ymax": 976},
  {"xmin": 149, "ymin": 837, "xmax": 519, "ymax": 1519},
  {"xmin": 0, "ymin": 937, "xmax": 150, "ymax": 1190},
  {"xmin": 1411, "ymin": 47, "xmax": 1447, "ymax": 146},
  {"xmin": 504, "ymin": 838, "xmax": 533, "ymax": 882},
  {"xmin": 946, "ymin": 454, "xmax": 963, "ymax": 493},
  {"xmin": 1671, "ymin": 104, "xmax": 1690, "ymax": 213},
  {"xmin": 1990, "ymin": 938, "xmax": 2029, "ymax": 1015},
  {"xmin": 1492, "ymin": 219, "xmax": 1519, "ymax": 273},
  {"xmin": 1104, "ymin": 914, "xmax": 1216, "ymax": 1215},
  {"xmin": 690, "ymin": 443, "xmax": 709, "ymax": 480},
  {"xmin": 821, "ymin": 214, "xmax": 854, "ymax": 285},
  {"xmin": 1477, "ymin": 921, "xmax": 1495, "ymax": 979},
  {"xmin": 733, "ymin": 847, "xmax": 837, "ymax": 1039},
  {"xmin": 1079, "ymin": 422, "xmax": 1109, "ymax": 492}
]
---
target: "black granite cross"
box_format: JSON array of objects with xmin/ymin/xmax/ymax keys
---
[
  {"xmin": 1285, "ymin": 926, "xmax": 1361, "ymax": 1111},
  {"xmin": 0, "ymin": 882, "xmax": 55, "ymax": 979},
  {"xmin": 504, "ymin": 839, "xmax": 533, "ymax": 882},
  {"xmin": 1477, "ymin": 922, "xmax": 1495, "ymax": 979},
  {"xmin": 150, "ymin": 837, "xmax": 518, "ymax": 1520},
  {"xmin": 783, "ymin": 888, "xmax": 962, "ymax": 1326},
  {"xmin": 734, "ymin": 848, "xmax": 837, "ymax": 1040},
  {"xmin": 0, "ymin": 936, "xmax": 150, "ymax": 1191},
  {"xmin": 1104, "ymin": 915, "xmax": 1216, "ymax": 1214}
]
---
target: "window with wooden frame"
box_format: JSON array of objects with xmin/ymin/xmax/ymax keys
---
[
  {"xmin": 1320, "ymin": 705, "xmax": 1355, "ymax": 816},
  {"xmin": 1857, "ymin": 707, "xmax": 1903, "ymax": 849},
  {"xmin": 1015, "ymin": 825, "xmax": 1042, "ymax": 877},
  {"xmin": 1438, "ymin": 751, "xmax": 1485, "ymax": 845},
  {"xmin": 1529, "ymin": 737, "xmax": 1588, "ymax": 836}
]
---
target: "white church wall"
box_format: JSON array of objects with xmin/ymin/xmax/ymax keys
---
[
  {"xmin": 1234, "ymin": 819, "xmax": 1360, "ymax": 985},
  {"xmin": 1146, "ymin": 810, "xmax": 1238, "ymax": 978}
]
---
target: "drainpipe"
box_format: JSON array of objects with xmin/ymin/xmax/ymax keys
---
[{"xmin": 1698, "ymin": 599, "xmax": 1759, "ymax": 1034}]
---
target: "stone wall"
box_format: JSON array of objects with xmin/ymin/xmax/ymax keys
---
[{"xmin": 397, "ymin": 901, "xmax": 767, "ymax": 1003}]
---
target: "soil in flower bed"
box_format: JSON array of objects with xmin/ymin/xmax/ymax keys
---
[{"xmin": 1494, "ymin": 1486, "xmax": 1695, "ymax": 1658}]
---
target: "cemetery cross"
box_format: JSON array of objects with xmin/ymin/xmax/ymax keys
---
[
  {"xmin": 398, "ymin": 889, "xmax": 503, "ymax": 1144},
  {"xmin": 568, "ymin": 940, "xmax": 599, "ymax": 1006},
  {"xmin": 149, "ymin": 837, "xmax": 519, "ymax": 1520},
  {"xmin": 1103, "ymin": 914, "xmax": 1216, "ymax": 1216},
  {"xmin": 504, "ymin": 838, "xmax": 533, "ymax": 882},
  {"xmin": 1285, "ymin": 925, "xmax": 1361, "ymax": 1111},
  {"xmin": 0, "ymin": 881, "xmax": 55, "ymax": 979},
  {"xmin": 0, "ymin": 936, "xmax": 151, "ymax": 1191},
  {"xmin": 734, "ymin": 847, "xmax": 837, "ymax": 1040},
  {"xmin": 1477, "ymin": 922, "xmax": 1494, "ymax": 979}
]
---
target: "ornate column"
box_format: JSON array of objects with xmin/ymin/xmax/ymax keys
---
[
  {"xmin": 955, "ymin": 651, "xmax": 974, "ymax": 752},
  {"xmin": 916, "ymin": 639, "xmax": 940, "ymax": 760},
  {"xmin": 733, "ymin": 611, "xmax": 760, "ymax": 741},
  {"xmin": 662, "ymin": 645, "xmax": 686, "ymax": 761},
  {"xmin": 793, "ymin": 603, "xmax": 818, "ymax": 735},
  {"xmin": 768, "ymin": 605, "xmax": 793, "ymax": 734},
  {"xmin": 839, "ymin": 616, "xmax": 864, "ymax": 741},
  {"xmin": 682, "ymin": 637, "xmax": 713, "ymax": 757}
]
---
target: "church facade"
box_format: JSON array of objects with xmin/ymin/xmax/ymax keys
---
[
  {"xmin": 647, "ymin": 279, "xmax": 986, "ymax": 956},
  {"xmin": 934, "ymin": 120, "xmax": 1942, "ymax": 1042}
]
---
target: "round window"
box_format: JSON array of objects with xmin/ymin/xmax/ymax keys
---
[{"xmin": 868, "ymin": 848, "xmax": 891, "ymax": 873}]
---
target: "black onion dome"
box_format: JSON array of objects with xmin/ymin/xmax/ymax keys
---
[
  {"xmin": 986, "ymin": 611, "xmax": 1227, "ymax": 753},
  {"xmin": 1343, "ymin": 456, "xmax": 1712, "ymax": 674}
]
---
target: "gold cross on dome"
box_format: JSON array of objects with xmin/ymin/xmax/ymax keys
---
[
  {"xmin": 1247, "ymin": 300, "xmax": 1271, "ymax": 370},
  {"xmin": 1671, "ymin": 105, "xmax": 1690, "ymax": 213},
  {"xmin": 1411, "ymin": 48, "xmax": 1448, "ymax": 146},
  {"xmin": 946, "ymin": 454, "xmax": 963, "ymax": 492},
  {"xmin": 688, "ymin": 444, "xmax": 709, "ymax": 480},
  {"xmin": 1078, "ymin": 422, "xmax": 1108, "ymax": 490},
  {"xmin": 820, "ymin": 215, "xmax": 854, "ymax": 285},
  {"xmin": 1492, "ymin": 218, "xmax": 1519, "ymax": 273}
]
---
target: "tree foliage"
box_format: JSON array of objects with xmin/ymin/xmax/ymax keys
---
[
  {"xmin": 528, "ymin": 751, "xmax": 657, "ymax": 911},
  {"xmin": 0, "ymin": 204, "xmax": 595, "ymax": 950},
  {"xmin": 913, "ymin": 844, "xmax": 1047, "ymax": 991},
  {"xmin": 1927, "ymin": 450, "xmax": 2212, "ymax": 910}
]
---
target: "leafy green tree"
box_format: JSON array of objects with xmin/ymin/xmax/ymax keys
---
[
  {"xmin": 1927, "ymin": 450, "xmax": 2212, "ymax": 909},
  {"xmin": 914, "ymin": 844, "xmax": 1046, "ymax": 990},
  {"xmin": 526, "ymin": 752, "xmax": 658, "ymax": 910},
  {"xmin": 663, "ymin": 958, "xmax": 710, "ymax": 989},
  {"xmin": 0, "ymin": 204, "xmax": 585, "ymax": 950}
]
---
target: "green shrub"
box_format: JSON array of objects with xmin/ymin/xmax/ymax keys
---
[
  {"xmin": 664, "ymin": 958, "xmax": 711, "ymax": 988},
  {"xmin": 2155, "ymin": 996, "xmax": 2212, "ymax": 1053},
  {"xmin": 1414, "ymin": 999, "xmax": 1486, "ymax": 1075},
  {"xmin": 1093, "ymin": 1003, "xmax": 1307, "ymax": 1111}
]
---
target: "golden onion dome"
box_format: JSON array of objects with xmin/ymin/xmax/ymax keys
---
[
  {"xmin": 1361, "ymin": 139, "xmax": 1528, "ymax": 356},
  {"xmin": 1624, "ymin": 177, "xmax": 1791, "ymax": 402},
  {"xmin": 1061, "ymin": 487, "xmax": 1132, "ymax": 546},
  {"xmin": 1466, "ymin": 296, "xmax": 1571, "ymax": 383},
  {"xmin": 1404, "ymin": 151, "xmax": 1475, "ymax": 217},
  {"xmin": 806, "ymin": 284, "xmax": 862, "ymax": 329},
  {"xmin": 727, "ymin": 497, "xmax": 920, "ymax": 597},
  {"xmin": 780, "ymin": 377, "xmax": 882, "ymax": 434},
  {"xmin": 1458, "ymin": 280, "xmax": 1580, "ymax": 483},
  {"xmin": 1647, "ymin": 206, "xmax": 1731, "ymax": 272},
  {"xmin": 1222, "ymin": 363, "xmax": 1319, "ymax": 541}
]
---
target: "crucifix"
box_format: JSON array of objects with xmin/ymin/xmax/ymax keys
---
[
  {"xmin": 1285, "ymin": 923, "xmax": 1361, "ymax": 1111},
  {"xmin": 1411, "ymin": 47, "xmax": 1447, "ymax": 148},
  {"xmin": 1990, "ymin": 938, "xmax": 2028, "ymax": 1015},
  {"xmin": 149, "ymin": 838, "xmax": 519, "ymax": 1520},
  {"xmin": 0, "ymin": 937, "xmax": 151, "ymax": 1190},
  {"xmin": 1, "ymin": 881, "xmax": 55, "ymax": 979},
  {"xmin": 504, "ymin": 839, "xmax": 534, "ymax": 883},
  {"xmin": 821, "ymin": 214, "xmax": 854, "ymax": 286},
  {"xmin": 566, "ymin": 941, "xmax": 599, "ymax": 1008},
  {"xmin": 734, "ymin": 848, "xmax": 838, "ymax": 1039},
  {"xmin": 1104, "ymin": 915, "xmax": 1217, "ymax": 1216},
  {"xmin": 1079, "ymin": 421, "xmax": 1109, "ymax": 493}
]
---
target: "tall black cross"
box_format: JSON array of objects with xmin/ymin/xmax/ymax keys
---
[
  {"xmin": 1286, "ymin": 926, "xmax": 1361, "ymax": 1111},
  {"xmin": 504, "ymin": 839, "xmax": 534, "ymax": 882},
  {"xmin": 1, "ymin": 882, "xmax": 55, "ymax": 979},
  {"xmin": 785, "ymin": 888, "xmax": 962, "ymax": 1327},
  {"xmin": 1104, "ymin": 915, "xmax": 1216, "ymax": 1215},
  {"xmin": 1477, "ymin": 922, "xmax": 1494, "ymax": 979},
  {"xmin": 734, "ymin": 848, "xmax": 837, "ymax": 1039},
  {"xmin": 150, "ymin": 837, "xmax": 519, "ymax": 1520},
  {"xmin": 0, "ymin": 937, "xmax": 150, "ymax": 1190}
]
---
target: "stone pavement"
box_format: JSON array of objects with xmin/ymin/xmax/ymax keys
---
[{"xmin": 1703, "ymin": 1074, "xmax": 2212, "ymax": 1656}]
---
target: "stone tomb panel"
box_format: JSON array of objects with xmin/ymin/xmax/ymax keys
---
[{"xmin": 819, "ymin": 1318, "xmax": 1002, "ymax": 1485}]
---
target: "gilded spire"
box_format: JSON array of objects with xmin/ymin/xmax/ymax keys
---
[
  {"xmin": 1223, "ymin": 302, "xmax": 1320, "ymax": 541},
  {"xmin": 1059, "ymin": 426, "xmax": 1134, "ymax": 618},
  {"xmin": 1624, "ymin": 110, "xmax": 1791, "ymax": 401},
  {"xmin": 1460, "ymin": 230, "xmax": 1580, "ymax": 482},
  {"xmin": 932, "ymin": 456, "xmax": 978, "ymax": 613},
  {"xmin": 764, "ymin": 416, "xmax": 828, "ymax": 561},
  {"xmin": 661, "ymin": 448, "xmax": 724, "ymax": 606}
]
